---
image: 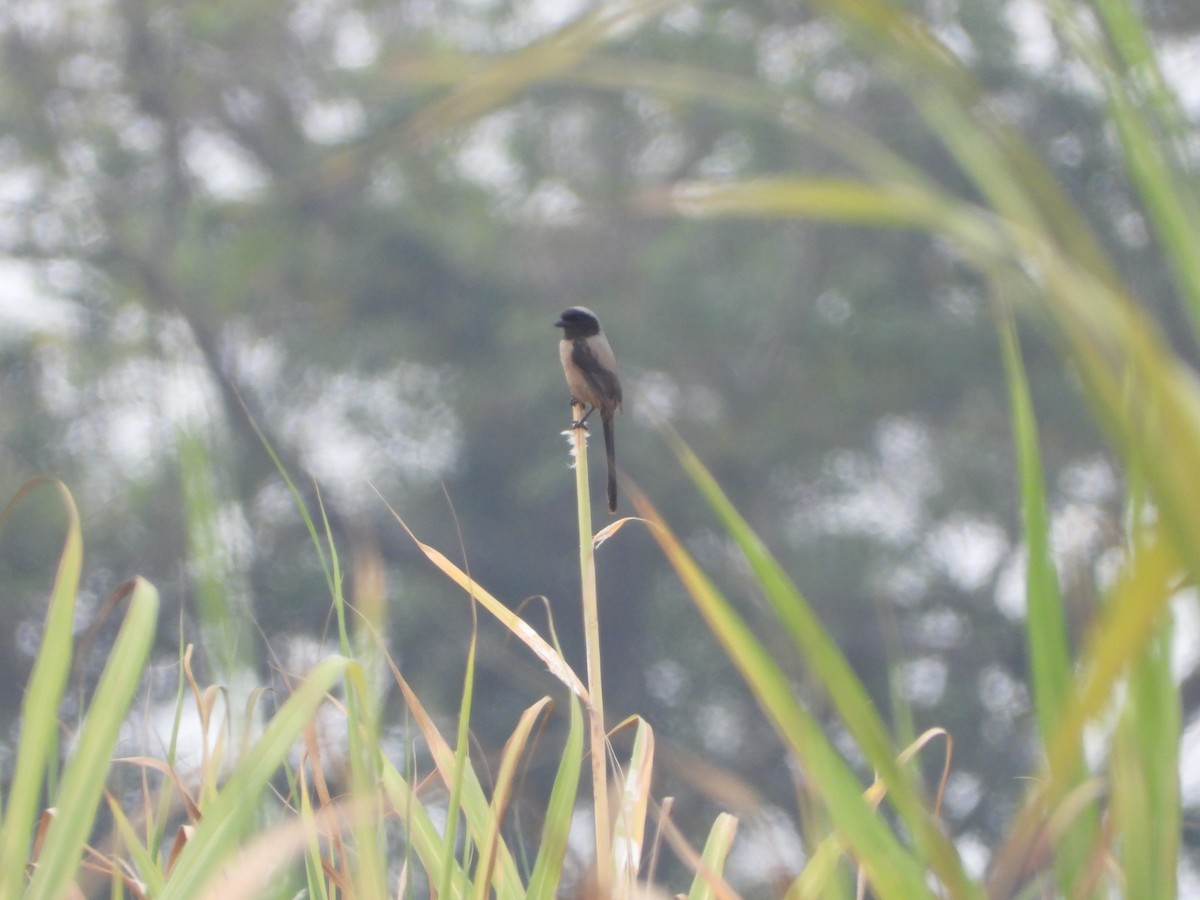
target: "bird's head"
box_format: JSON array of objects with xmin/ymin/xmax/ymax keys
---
[{"xmin": 554, "ymin": 306, "xmax": 602, "ymax": 339}]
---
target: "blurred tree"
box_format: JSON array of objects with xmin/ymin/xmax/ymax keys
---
[{"xmin": 0, "ymin": 0, "xmax": 1195, "ymax": 885}]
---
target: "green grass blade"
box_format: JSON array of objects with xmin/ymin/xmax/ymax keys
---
[
  {"xmin": 473, "ymin": 697, "xmax": 552, "ymax": 898},
  {"xmin": 246, "ymin": 399, "xmax": 387, "ymax": 895},
  {"xmin": 27, "ymin": 577, "xmax": 159, "ymax": 900},
  {"xmin": 1056, "ymin": 0, "xmax": 1200, "ymax": 332},
  {"xmin": 987, "ymin": 532, "xmax": 1175, "ymax": 895},
  {"xmin": 391, "ymin": 664, "xmax": 527, "ymax": 895},
  {"xmin": 379, "ymin": 759, "xmax": 471, "ymax": 898},
  {"xmin": 995, "ymin": 304, "xmax": 1073, "ymax": 742},
  {"xmin": 297, "ymin": 770, "xmax": 332, "ymax": 900},
  {"xmin": 1112, "ymin": 618, "xmax": 1180, "ymax": 899},
  {"xmin": 787, "ymin": 832, "xmax": 850, "ymax": 900},
  {"xmin": 237, "ymin": 397, "xmax": 336, "ymax": 598},
  {"xmin": 444, "ymin": 628, "xmax": 475, "ymax": 900},
  {"xmin": 178, "ymin": 427, "xmax": 247, "ymax": 678},
  {"xmin": 656, "ymin": 440, "xmax": 975, "ymax": 898},
  {"xmin": 0, "ymin": 479, "xmax": 84, "ymax": 898},
  {"xmin": 994, "ymin": 303, "xmax": 1097, "ymax": 894},
  {"xmin": 159, "ymin": 656, "xmax": 357, "ymax": 899},
  {"xmin": 526, "ymin": 696, "xmax": 584, "ymax": 900},
  {"xmin": 686, "ymin": 812, "xmax": 738, "ymax": 900},
  {"xmin": 407, "ymin": 0, "xmax": 680, "ymax": 138},
  {"xmin": 105, "ymin": 792, "xmax": 167, "ymax": 896},
  {"xmin": 629, "ymin": 484, "xmax": 940, "ymax": 900}
]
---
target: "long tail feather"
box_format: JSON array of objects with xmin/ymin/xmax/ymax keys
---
[{"xmin": 603, "ymin": 414, "xmax": 617, "ymax": 513}]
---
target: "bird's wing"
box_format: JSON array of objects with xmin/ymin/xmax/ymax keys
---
[{"xmin": 572, "ymin": 337, "xmax": 622, "ymax": 410}]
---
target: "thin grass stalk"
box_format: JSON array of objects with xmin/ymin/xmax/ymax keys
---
[
  {"xmin": 526, "ymin": 695, "xmax": 585, "ymax": 899},
  {"xmin": 569, "ymin": 402, "xmax": 612, "ymax": 894},
  {"xmin": 298, "ymin": 769, "xmax": 330, "ymax": 900},
  {"xmin": 152, "ymin": 622, "xmax": 190, "ymax": 863},
  {"xmin": 178, "ymin": 428, "xmax": 246, "ymax": 679},
  {"xmin": 440, "ymin": 627, "xmax": 477, "ymax": 899},
  {"xmin": 311, "ymin": 496, "xmax": 389, "ymax": 896},
  {"xmin": 994, "ymin": 298, "xmax": 1098, "ymax": 893},
  {"xmin": 245, "ymin": 404, "xmax": 388, "ymax": 893}
]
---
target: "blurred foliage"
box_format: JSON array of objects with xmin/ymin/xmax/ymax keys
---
[{"xmin": 1, "ymin": 0, "xmax": 1198, "ymax": 891}]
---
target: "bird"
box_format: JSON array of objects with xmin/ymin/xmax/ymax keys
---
[{"xmin": 555, "ymin": 306, "xmax": 623, "ymax": 513}]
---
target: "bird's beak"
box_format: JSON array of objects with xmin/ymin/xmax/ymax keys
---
[{"xmin": 554, "ymin": 317, "xmax": 566, "ymax": 328}]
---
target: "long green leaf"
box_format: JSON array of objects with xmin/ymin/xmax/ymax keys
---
[
  {"xmin": 687, "ymin": 813, "xmax": 738, "ymax": 900},
  {"xmin": 390, "ymin": 664, "xmax": 527, "ymax": 895},
  {"xmin": 1060, "ymin": 0, "xmax": 1200, "ymax": 333},
  {"xmin": 987, "ymin": 532, "xmax": 1176, "ymax": 895},
  {"xmin": 473, "ymin": 697, "xmax": 553, "ymax": 899},
  {"xmin": 994, "ymin": 302, "xmax": 1097, "ymax": 894},
  {"xmin": 379, "ymin": 760, "xmax": 471, "ymax": 898},
  {"xmin": 996, "ymin": 304, "xmax": 1073, "ymax": 741},
  {"xmin": 160, "ymin": 656, "xmax": 357, "ymax": 899},
  {"xmin": 27, "ymin": 578, "xmax": 159, "ymax": 900},
  {"xmin": 0, "ymin": 479, "xmax": 84, "ymax": 898},
  {"xmin": 526, "ymin": 695, "xmax": 584, "ymax": 900},
  {"xmin": 1112, "ymin": 618, "xmax": 1180, "ymax": 899},
  {"xmin": 407, "ymin": 0, "xmax": 682, "ymax": 137},
  {"xmin": 656, "ymin": 442, "xmax": 976, "ymax": 898},
  {"xmin": 630, "ymin": 484, "xmax": 941, "ymax": 900},
  {"xmin": 441, "ymin": 623, "xmax": 477, "ymax": 900}
]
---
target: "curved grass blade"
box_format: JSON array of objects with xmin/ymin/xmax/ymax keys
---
[
  {"xmin": 159, "ymin": 656, "xmax": 358, "ymax": 899},
  {"xmin": 1054, "ymin": 0, "xmax": 1200, "ymax": 332},
  {"xmin": 0, "ymin": 478, "xmax": 84, "ymax": 899},
  {"xmin": 612, "ymin": 716, "xmax": 654, "ymax": 890},
  {"xmin": 526, "ymin": 695, "xmax": 584, "ymax": 900},
  {"xmin": 686, "ymin": 812, "xmax": 738, "ymax": 900},
  {"xmin": 473, "ymin": 697, "xmax": 553, "ymax": 898},
  {"xmin": 388, "ymin": 660, "xmax": 526, "ymax": 895},
  {"xmin": 994, "ymin": 305, "xmax": 1073, "ymax": 739},
  {"xmin": 628, "ymin": 483, "xmax": 943, "ymax": 900},
  {"xmin": 376, "ymin": 491, "xmax": 589, "ymax": 704},
  {"xmin": 995, "ymin": 301, "xmax": 1097, "ymax": 892},
  {"xmin": 1111, "ymin": 619, "xmax": 1180, "ymax": 899},
  {"xmin": 26, "ymin": 577, "xmax": 159, "ymax": 900},
  {"xmin": 379, "ymin": 759, "xmax": 471, "ymax": 898},
  {"xmin": 651, "ymin": 442, "xmax": 975, "ymax": 898},
  {"xmin": 408, "ymin": 0, "xmax": 682, "ymax": 138},
  {"xmin": 987, "ymin": 532, "xmax": 1176, "ymax": 895},
  {"xmin": 441, "ymin": 625, "xmax": 477, "ymax": 900}
]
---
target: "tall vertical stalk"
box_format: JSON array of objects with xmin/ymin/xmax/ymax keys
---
[{"xmin": 569, "ymin": 403, "xmax": 611, "ymax": 894}]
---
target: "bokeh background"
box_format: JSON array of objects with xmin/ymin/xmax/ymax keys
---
[{"xmin": 1, "ymin": 0, "xmax": 1198, "ymax": 890}]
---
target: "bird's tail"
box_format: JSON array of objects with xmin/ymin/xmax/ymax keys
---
[{"xmin": 603, "ymin": 414, "xmax": 617, "ymax": 513}]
